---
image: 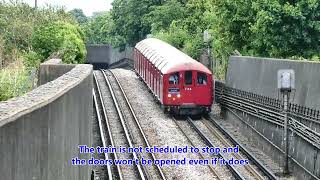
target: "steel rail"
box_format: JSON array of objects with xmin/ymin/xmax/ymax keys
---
[
  {"xmin": 172, "ymin": 117, "xmax": 222, "ymax": 179},
  {"xmin": 205, "ymin": 116, "xmax": 278, "ymax": 180},
  {"xmin": 94, "ymin": 72, "xmax": 123, "ymax": 180},
  {"xmin": 220, "ymin": 90, "xmax": 320, "ymax": 125},
  {"xmin": 225, "ymin": 107, "xmax": 320, "ymax": 180},
  {"xmin": 92, "ymin": 88, "xmax": 113, "ymax": 180},
  {"xmin": 221, "ymin": 97, "xmax": 320, "ymax": 149},
  {"xmin": 101, "ymin": 70, "xmax": 146, "ymax": 180},
  {"xmin": 215, "ymin": 85, "xmax": 320, "ymax": 124},
  {"xmin": 222, "ymin": 99, "xmax": 320, "ymax": 149},
  {"xmin": 186, "ymin": 117, "xmax": 245, "ymax": 180},
  {"xmin": 109, "ymin": 70, "xmax": 167, "ymax": 180},
  {"xmin": 218, "ymin": 91, "xmax": 320, "ymax": 142}
]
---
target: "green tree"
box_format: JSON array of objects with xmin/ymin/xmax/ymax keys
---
[
  {"xmin": 69, "ymin": 8, "xmax": 88, "ymax": 25},
  {"xmin": 32, "ymin": 21, "xmax": 86, "ymax": 64},
  {"xmin": 250, "ymin": 0, "xmax": 320, "ymax": 58},
  {"xmin": 147, "ymin": 0, "xmax": 187, "ymax": 33},
  {"xmin": 111, "ymin": 0, "xmax": 161, "ymax": 46},
  {"xmin": 83, "ymin": 12, "xmax": 125, "ymax": 47}
]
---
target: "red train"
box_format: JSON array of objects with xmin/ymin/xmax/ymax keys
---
[{"xmin": 134, "ymin": 38, "xmax": 213, "ymax": 115}]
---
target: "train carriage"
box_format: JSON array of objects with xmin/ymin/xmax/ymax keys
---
[{"xmin": 134, "ymin": 38, "xmax": 213, "ymax": 115}]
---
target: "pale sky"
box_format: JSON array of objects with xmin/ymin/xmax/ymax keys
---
[{"xmin": 19, "ymin": 0, "xmax": 113, "ymax": 16}]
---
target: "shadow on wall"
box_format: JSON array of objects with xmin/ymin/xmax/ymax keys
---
[{"xmin": 86, "ymin": 44, "xmax": 133, "ymax": 69}]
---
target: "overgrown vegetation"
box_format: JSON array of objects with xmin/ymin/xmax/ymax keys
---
[
  {"xmin": 0, "ymin": 1, "xmax": 86, "ymax": 101},
  {"xmin": 83, "ymin": 0, "xmax": 320, "ymax": 80}
]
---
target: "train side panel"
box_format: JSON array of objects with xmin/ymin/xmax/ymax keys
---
[{"xmin": 134, "ymin": 48, "xmax": 164, "ymax": 104}]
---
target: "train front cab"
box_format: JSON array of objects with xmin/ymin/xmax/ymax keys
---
[{"xmin": 163, "ymin": 70, "xmax": 213, "ymax": 115}]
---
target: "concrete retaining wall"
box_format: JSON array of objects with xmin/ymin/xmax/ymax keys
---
[
  {"xmin": 86, "ymin": 45, "xmax": 111, "ymax": 64},
  {"xmin": 226, "ymin": 56, "xmax": 320, "ymax": 109},
  {"xmin": 38, "ymin": 59, "xmax": 75, "ymax": 85},
  {"xmin": 0, "ymin": 61, "xmax": 93, "ymax": 180},
  {"xmin": 109, "ymin": 46, "xmax": 133, "ymax": 65},
  {"xmin": 86, "ymin": 45, "xmax": 133, "ymax": 67},
  {"xmin": 223, "ymin": 56, "xmax": 320, "ymax": 179}
]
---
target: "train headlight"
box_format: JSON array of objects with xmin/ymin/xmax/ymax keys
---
[
  {"xmin": 177, "ymin": 94, "xmax": 181, "ymax": 98},
  {"xmin": 168, "ymin": 94, "xmax": 172, "ymax": 98}
]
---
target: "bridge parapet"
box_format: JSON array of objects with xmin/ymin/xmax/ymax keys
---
[{"xmin": 0, "ymin": 59, "xmax": 93, "ymax": 180}]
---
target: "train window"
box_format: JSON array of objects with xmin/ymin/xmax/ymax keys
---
[
  {"xmin": 185, "ymin": 71, "xmax": 192, "ymax": 85},
  {"xmin": 169, "ymin": 72, "xmax": 179, "ymax": 85},
  {"xmin": 197, "ymin": 72, "xmax": 207, "ymax": 85}
]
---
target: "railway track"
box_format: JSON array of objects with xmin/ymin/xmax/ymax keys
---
[
  {"xmin": 204, "ymin": 116, "xmax": 278, "ymax": 180},
  {"xmin": 93, "ymin": 72, "xmax": 121, "ymax": 180},
  {"xmin": 185, "ymin": 115, "xmax": 278, "ymax": 180},
  {"xmin": 185, "ymin": 117, "xmax": 248, "ymax": 179},
  {"xmin": 94, "ymin": 70, "xmax": 144, "ymax": 180},
  {"xmin": 172, "ymin": 117, "xmax": 231, "ymax": 180},
  {"xmin": 106, "ymin": 69, "xmax": 167, "ymax": 180}
]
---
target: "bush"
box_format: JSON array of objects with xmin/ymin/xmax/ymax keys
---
[
  {"xmin": 32, "ymin": 21, "xmax": 86, "ymax": 64},
  {"xmin": 22, "ymin": 51, "xmax": 43, "ymax": 69},
  {"xmin": 0, "ymin": 62, "xmax": 33, "ymax": 101}
]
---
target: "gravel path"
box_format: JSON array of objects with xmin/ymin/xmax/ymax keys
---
[{"xmin": 112, "ymin": 68, "xmax": 217, "ymax": 180}]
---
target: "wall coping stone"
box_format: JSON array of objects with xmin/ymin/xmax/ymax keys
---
[{"xmin": 0, "ymin": 64, "xmax": 93, "ymax": 127}]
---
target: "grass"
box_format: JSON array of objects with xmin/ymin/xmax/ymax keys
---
[{"xmin": 0, "ymin": 61, "xmax": 34, "ymax": 101}]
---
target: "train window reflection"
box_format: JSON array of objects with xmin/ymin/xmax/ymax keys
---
[
  {"xmin": 185, "ymin": 71, "xmax": 192, "ymax": 85},
  {"xmin": 197, "ymin": 72, "xmax": 207, "ymax": 85},
  {"xmin": 169, "ymin": 72, "xmax": 179, "ymax": 85}
]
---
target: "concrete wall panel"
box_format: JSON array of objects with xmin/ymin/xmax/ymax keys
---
[
  {"xmin": 86, "ymin": 45, "xmax": 111, "ymax": 64},
  {"xmin": 0, "ymin": 62, "xmax": 93, "ymax": 180},
  {"xmin": 226, "ymin": 56, "xmax": 320, "ymax": 109},
  {"xmin": 223, "ymin": 56, "xmax": 320, "ymax": 179},
  {"xmin": 86, "ymin": 45, "xmax": 133, "ymax": 67}
]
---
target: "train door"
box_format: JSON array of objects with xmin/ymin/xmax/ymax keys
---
[
  {"xmin": 160, "ymin": 74, "xmax": 163, "ymax": 103},
  {"xmin": 139, "ymin": 53, "xmax": 142, "ymax": 74},
  {"xmin": 158, "ymin": 71, "xmax": 161, "ymax": 100},
  {"xmin": 151, "ymin": 64, "xmax": 156, "ymax": 94},
  {"xmin": 195, "ymin": 72, "xmax": 211, "ymax": 104},
  {"xmin": 183, "ymin": 70, "xmax": 195, "ymax": 103},
  {"xmin": 144, "ymin": 57, "xmax": 147, "ymax": 80}
]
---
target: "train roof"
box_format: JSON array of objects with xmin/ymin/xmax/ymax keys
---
[{"xmin": 135, "ymin": 38, "xmax": 212, "ymax": 74}]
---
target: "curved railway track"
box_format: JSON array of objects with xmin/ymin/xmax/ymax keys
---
[
  {"xmin": 94, "ymin": 69, "xmax": 167, "ymax": 180},
  {"xmin": 185, "ymin": 117, "xmax": 246, "ymax": 179},
  {"xmin": 94, "ymin": 70, "xmax": 144, "ymax": 180},
  {"xmin": 205, "ymin": 116, "xmax": 278, "ymax": 180},
  {"xmin": 172, "ymin": 117, "xmax": 229, "ymax": 180},
  {"xmin": 94, "ymin": 68, "xmax": 277, "ymax": 180},
  {"xmin": 185, "ymin": 115, "xmax": 277, "ymax": 180},
  {"xmin": 94, "ymin": 71, "xmax": 124, "ymax": 180},
  {"xmin": 107, "ymin": 69, "xmax": 167, "ymax": 180}
]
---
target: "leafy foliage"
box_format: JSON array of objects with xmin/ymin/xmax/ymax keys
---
[
  {"xmin": 0, "ymin": 1, "xmax": 85, "ymax": 101},
  {"xmin": 0, "ymin": 61, "xmax": 33, "ymax": 101},
  {"xmin": 82, "ymin": 0, "xmax": 319, "ymax": 80},
  {"xmin": 32, "ymin": 21, "xmax": 86, "ymax": 64},
  {"xmin": 0, "ymin": 2, "xmax": 75, "ymax": 65},
  {"xmin": 69, "ymin": 8, "xmax": 88, "ymax": 25},
  {"xmin": 83, "ymin": 12, "xmax": 126, "ymax": 47},
  {"xmin": 111, "ymin": 0, "xmax": 161, "ymax": 46}
]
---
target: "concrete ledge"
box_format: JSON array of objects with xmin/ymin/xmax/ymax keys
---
[
  {"xmin": 39, "ymin": 59, "xmax": 75, "ymax": 85},
  {"xmin": 0, "ymin": 63, "xmax": 93, "ymax": 180},
  {"xmin": 0, "ymin": 64, "xmax": 91, "ymax": 127},
  {"xmin": 42, "ymin": 58, "xmax": 63, "ymax": 64}
]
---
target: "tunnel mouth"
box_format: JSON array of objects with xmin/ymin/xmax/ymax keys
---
[{"xmin": 88, "ymin": 63, "xmax": 109, "ymax": 70}]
